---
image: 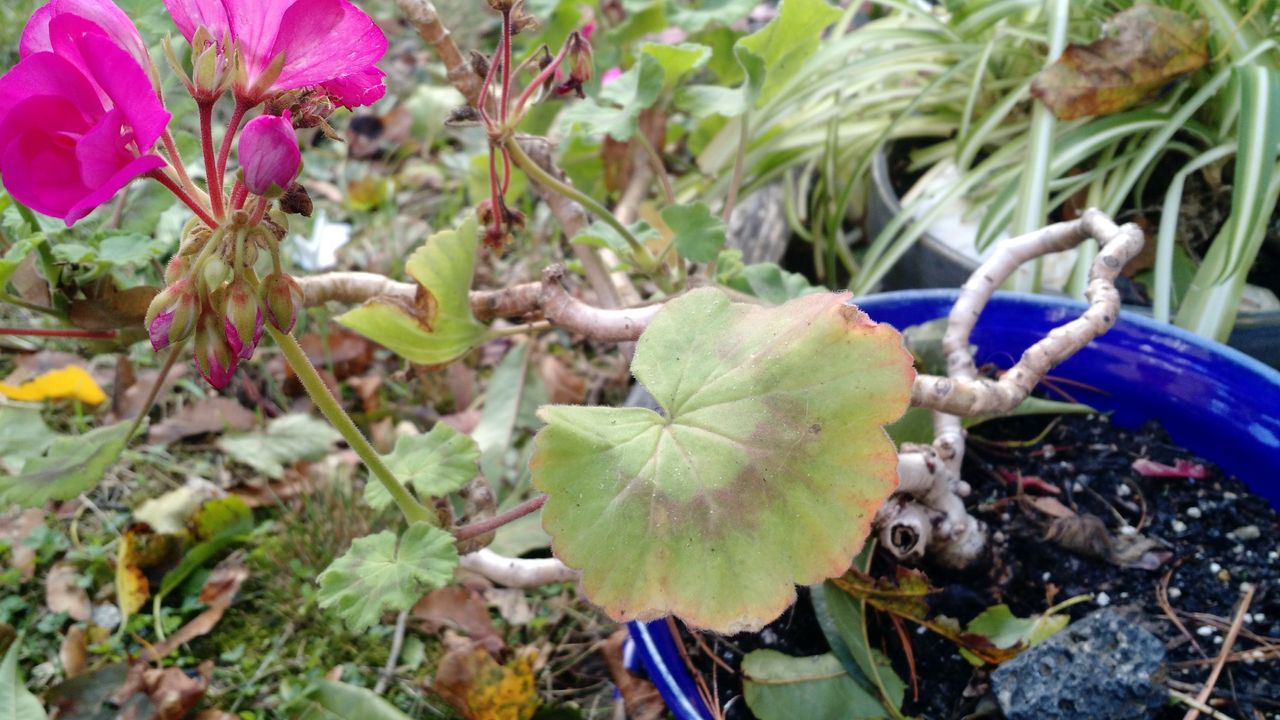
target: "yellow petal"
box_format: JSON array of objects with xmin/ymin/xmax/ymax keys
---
[{"xmin": 0, "ymin": 366, "xmax": 107, "ymax": 405}]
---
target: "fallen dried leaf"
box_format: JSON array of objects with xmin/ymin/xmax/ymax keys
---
[
  {"xmin": 69, "ymin": 286, "xmax": 158, "ymax": 331},
  {"xmin": 145, "ymin": 661, "xmax": 212, "ymax": 720},
  {"xmin": 0, "ymin": 508, "xmax": 44, "ymax": 581},
  {"xmin": 538, "ymin": 355, "xmax": 587, "ymax": 405},
  {"xmin": 141, "ymin": 557, "xmax": 249, "ymax": 661},
  {"xmin": 602, "ymin": 629, "xmax": 664, "ymax": 720},
  {"xmin": 432, "ymin": 641, "xmax": 541, "ymax": 720},
  {"xmin": 114, "ymin": 365, "xmax": 189, "ymax": 421},
  {"xmin": 60, "ymin": 625, "xmax": 87, "ymax": 678},
  {"xmin": 148, "ymin": 397, "xmax": 257, "ymax": 444},
  {"xmin": 0, "ymin": 365, "xmax": 107, "ymax": 404},
  {"xmin": 412, "ymin": 586, "xmax": 504, "ymax": 656},
  {"xmin": 46, "ymin": 563, "xmax": 92, "ymax": 621},
  {"xmin": 1027, "ymin": 496, "xmax": 1076, "ymax": 519}
]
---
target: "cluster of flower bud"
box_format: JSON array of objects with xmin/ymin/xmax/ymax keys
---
[{"xmin": 144, "ymin": 220, "xmax": 302, "ymax": 390}]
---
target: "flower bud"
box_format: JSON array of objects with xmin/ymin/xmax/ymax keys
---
[
  {"xmin": 224, "ymin": 279, "xmax": 263, "ymax": 360},
  {"xmin": 238, "ymin": 110, "xmax": 301, "ymax": 197},
  {"xmin": 202, "ymin": 256, "xmax": 231, "ymax": 289},
  {"xmin": 145, "ymin": 281, "xmax": 198, "ymax": 352},
  {"xmin": 165, "ymin": 255, "xmax": 189, "ymax": 285},
  {"xmin": 194, "ymin": 312, "xmax": 238, "ymax": 390},
  {"xmin": 259, "ymin": 272, "xmax": 304, "ymax": 333}
]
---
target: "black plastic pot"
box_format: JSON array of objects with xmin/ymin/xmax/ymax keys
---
[{"xmin": 867, "ymin": 150, "xmax": 1280, "ymax": 369}]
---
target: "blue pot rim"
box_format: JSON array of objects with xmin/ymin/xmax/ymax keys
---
[{"xmin": 626, "ymin": 289, "xmax": 1280, "ymax": 720}]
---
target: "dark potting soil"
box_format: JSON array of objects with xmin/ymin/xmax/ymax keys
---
[{"xmin": 670, "ymin": 413, "xmax": 1280, "ymax": 720}]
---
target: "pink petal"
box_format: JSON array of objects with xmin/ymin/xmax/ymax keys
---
[
  {"xmin": 150, "ymin": 310, "xmax": 176, "ymax": 351},
  {"xmin": 1, "ymin": 128, "xmax": 88, "ymax": 221},
  {"xmin": 321, "ymin": 67, "xmax": 387, "ymax": 109},
  {"xmin": 75, "ymin": 108, "xmax": 135, "ymax": 187},
  {"xmin": 18, "ymin": 4, "xmax": 58, "ymax": 57},
  {"xmin": 270, "ymin": 0, "xmax": 387, "ymax": 99},
  {"xmin": 161, "ymin": 0, "xmax": 231, "ymax": 43},
  {"xmin": 64, "ymin": 153, "xmax": 166, "ymax": 225},
  {"xmin": 238, "ymin": 111, "xmax": 300, "ymax": 194},
  {"xmin": 44, "ymin": 0, "xmax": 151, "ymax": 68},
  {"xmin": 222, "ymin": 0, "xmax": 295, "ymax": 78},
  {"xmin": 74, "ymin": 32, "xmax": 170, "ymax": 151},
  {"xmin": 0, "ymin": 52, "xmax": 102, "ymax": 127}
]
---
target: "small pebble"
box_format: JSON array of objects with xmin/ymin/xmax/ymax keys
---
[
  {"xmin": 1168, "ymin": 587, "xmax": 1182, "ymax": 599},
  {"xmin": 1196, "ymin": 626, "xmax": 1215, "ymax": 637},
  {"xmin": 1171, "ymin": 519, "xmax": 1187, "ymax": 533},
  {"xmin": 1209, "ymin": 562, "xmax": 1222, "ymax": 573},
  {"xmin": 1042, "ymin": 572, "xmax": 1051, "ymax": 582},
  {"xmin": 1229, "ymin": 525, "xmax": 1261, "ymax": 541},
  {"xmin": 1213, "ymin": 636, "xmax": 1223, "ymax": 645},
  {"xmin": 1073, "ymin": 482, "xmax": 1085, "ymax": 493},
  {"xmin": 1186, "ymin": 506, "xmax": 1203, "ymax": 519},
  {"xmin": 1255, "ymin": 612, "xmax": 1267, "ymax": 623},
  {"xmin": 1217, "ymin": 568, "xmax": 1231, "ymax": 582},
  {"xmin": 1116, "ymin": 484, "xmax": 1132, "ymax": 497},
  {"xmin": 1095, "ymin": 592, "xmax": 1111, "ymax": 607},
  {"xmin": 1223, "ymin": 491, "xmax": 1238, "ymax": 500},
  {"xmin": 1119, "ymin": 525, "xmax": 1137, "ymax": 536}
]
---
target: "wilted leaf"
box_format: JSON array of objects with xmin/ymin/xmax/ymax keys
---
[
  {"xmin": 532, "ymin": 289, "xmax": 914, "ymax": 632},
  {"xmin": 0, "ymin": 419, "xmax": 137, "ymax": 507},
  {"xmin": 153, "ymin": 496, "xmax": 253, "ymax": 606},
  {"xmin": 0, "ymin": 508, "xmax": 45, "ymax": 581},
  {"xmin": 116, "ymin": 525, "xmax": 155, "ymax": 623},
  {"xmin": 68, "ymin": 286, "xmax": 157, "ymax": 331},
  {"xmin": 411, "ymin": 586, "xmax": 503, "ymax": 655},
  {"xmin": 1031, "ymin": 6, "xmax": 1209, "ymax": 120},
  {"xmin": 433, "ymin": 644, "xmax": 540, "ymax": 720},
  {"xmin": 0, "ymin": 634, "xmax": 46, "ymax": 720},
  {"xmin": 601, "ymin": 629, "xmax": 664, "ymax": 720},
  {"xmin": 338, "ymin": 218, "xmax": 489, "ymax": 365},
  {"xmin": 143, "ymin": 557, "xmax": 249, "ymax": 662},
  {"xmin": 217, "ymin": 414, "xmax": 341, "ymax": 479},
  {"xmin": 45, "ymin": 564, "xmax": 91, "ymax": 622},
  {"xmin": 296, "ymin": 680, "xmax": 413, "ymax": 720},
  {"xmin": 742, "ymin": 650, "xmax": 888, "ymax": 720},
  {"xmin": 365, "ymin": 423, "xmax": 480, "ymax": 510},
  {"xmin": 317, "ymin": 523, "xmax": 459, "ymax": 632},
  {"xmin": 1131, "ymin": 457, "xmax": 1207, "ymax": 478},
  {"xmin": 662, "ymin": 202, "xmax": 727, "ymax": 263},
  {"xmin": 960, "ymin": 604, "xmax": 1071, "ymax": 666},
  {"xmin": 0, "ymin": 365, "xmax": 106, "ymax": 405},
  {"xmin": 148, "ymin": 397, "xmax": 257, "ymax": 444},
  {"xmin": 133, "ymin": 480, "xmax": 224, "ymax": 535},
  {"xmin": 59, "ymin": 626, "xmax": 87, "ymax": 679}
]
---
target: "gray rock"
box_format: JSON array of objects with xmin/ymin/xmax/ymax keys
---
[{"xmin": 990, "ymin": 608, "xmax": 1167, "ymax": 720}]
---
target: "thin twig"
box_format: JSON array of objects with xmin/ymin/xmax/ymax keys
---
[
  {"xmin": 454, "ymin": 495, "xmax": 547, "ymax": 542},
  {"xmin": 1171, "ymin": 688, "xmax": 1241, "ymax": 720},
  {"xmin": 374, "ymin": 609, "xmax": 410, "ymax": 695},
  {"xmin": 1183, "ymin": 583, "xmax": 1255, "ymax": 720}
]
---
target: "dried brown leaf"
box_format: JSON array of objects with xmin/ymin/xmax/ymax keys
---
[
  {"xmin": 148, "ymin": 397, "xmax": 258, "ymax": 444},
  {"xmin": 412, "ymin": 586, "xmax": 504, "ymax": 656},
  {"xmin": 1, "ymin": 508, "xmax": 45, "ymax": 581},
  {"xmin": 1031, "ymin": 5, "xmax": 1208, "ymax": 120},
  {"xmin": 432, "ymin": 642, "xmax": 541, "ymax": 720},
  {"xmin": 142, "ymin": 557, "xmax": 249, "ymax": 662},
  {"xmin": 60, "ymin": 625, "xmax": 87, "ymax": 678},
  {"xmin": 602, "ymin": 629, "xmax": 664, "ymax": 720},
  {"xmin": 46, "ymin": 563, "xmax": 92, "ymax": 621}
]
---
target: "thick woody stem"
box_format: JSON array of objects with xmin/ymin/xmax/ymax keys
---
[
  {"xmin": 459, "ymin": 549, "xmax": 578, "ymax": 587},
  {"xmin": 296, "ymin": 266, "xmax": 656, "ymax": 340},
  {"xmin": 879, "ymin": 209, "xmax": 1145, "ymax": 568},
  {"xmin": 396, "ymin": 0, "xmax": 484, "ymax": 106}
]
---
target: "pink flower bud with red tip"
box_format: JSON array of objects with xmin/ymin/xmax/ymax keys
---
[
  {"xmin": 145, "ymin": 280, "xmax": 198, "ymax": 351},
  {"xmin": 194, "ymin": 311, "xmax": 237, "ymax": 389},
  {"xmin": 238, "ymin": 110, "xmax": 300, "ymax": 197},
  {"xmin": 259, "ymin": 272, "xmax": 303, "ymax": 333},
  {"xmin": 224, "ymin": 278, "xmax": 263, "ymax": 360}
]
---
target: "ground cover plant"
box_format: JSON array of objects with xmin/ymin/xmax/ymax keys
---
[{"xmin": 0, "ymin": 0, "xmax": 1276, "ymax": 718}]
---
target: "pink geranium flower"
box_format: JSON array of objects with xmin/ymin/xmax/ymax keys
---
[
  {"xmin": 0, "ymin": 1, "xmax": 170, "ymax": 225},
  {"xmin": 162, "ymin": 0, "xmax": 388, "ymax": 108}
]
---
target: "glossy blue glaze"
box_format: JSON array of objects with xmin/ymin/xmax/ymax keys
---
[{"xmin": 629, "ymin": 290, "xmax": 1280, "ymax": 720}]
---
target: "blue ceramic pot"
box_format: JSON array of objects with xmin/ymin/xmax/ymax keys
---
[{"xmin": 627, "ymin": 289, "xmax": 1280, "ymax": 720}]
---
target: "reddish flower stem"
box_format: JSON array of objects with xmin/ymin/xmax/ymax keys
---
[
  {"xmin": 214, "ymin": 100, "xmax": 251, "ymax": 201},
  {"xmin": 501, "ymin": 146, "xmax": 512, "ymax": 195},
  {"xmin": 453, "ymin": 495, "xmax": 547, "ymax": 543},
  {"xmin": 230, "ymin": 180, "xmax": 248, "ymax": 210},
  {"xmin": 0, "ymin": 327, "xmax": 117, "ymax": 339},
  {"xmin": 148, "ymin": 170, "xmax": 220, "ymax": 228},
  {"xmin": 197, "ymin": 101, "xmax": 224, "ymax": 218},
  {"xmin": 513, "ymin": 43, "xmax": 571, "ymax": 117},
  {"xmin": 487, "ymin": 146, "xmax": 504, "ymax": 238},
  {"xmin": 476, "ymin": 45, "xmax": 501, "ymax": 125},
  {"xmin": 160, "ymin": 129, "xmax": 199, "ymax": 200},
  {"xmin": 248, "ymin": 196, "xmax": 269, "ymax": 226},
  {"xmin": 500, "ymin": 10, "xmax": 513, "ymax": 124}
]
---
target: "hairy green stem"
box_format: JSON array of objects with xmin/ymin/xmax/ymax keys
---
[
  {"xmin": 267, "ymin": 324, "xmax": 436, "ymax": 526},
  {"xmin": 504, "ymin": 137, "xmax": 656, "ymax": 270}
]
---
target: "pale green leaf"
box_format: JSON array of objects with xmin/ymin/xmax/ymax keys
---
[
  {"xmin": 365, "ymin": 424, "xmax": 480, "ymax": 510},
  {"xmin": 0, "ymin": 406, "xmax": 55, "ymax": 473},
  {"xmin": 667, "ymin": 0, "xmax": 756, "ymax": 32},
  {"xmin": 570, "ymin": 219, "xmax": 658, "ymax": 261},
  {"xmin": 0, "ymin": 635, "xmax": 47, "ymax": 720},
  {"xmin": 217, "ymin": 414, "xmax": 341, "ymax": 479},
  {"xmin": 959, "ymin": 604, "xmax": 1070, "ymax": 665},
  {"xmin": 641, "ymin": 42, "xmax": 712, "ymax": 89},
  {"xmin": 296, "ymin": 680, "xmax": 413, "ymax": 720},
  {"xmin": 720, "ymin": 257, "xmax": 823, "ymax": 305},
  {"xmin": 317, "ymin": 523, "xmax": 459, "ymax": 632},
  {"xmin": 662, "ymin": 202, "xmax": 726, "ymax": 263},
  {"xmin": 677, "ymin": 48, "xmax": 766, "ymax": 118},
  {"xmin": 338, "ymin": 218, "xmax": 489, "ymax": 365},
  {"xmin": 559, "ymin": 54, "xmax": 665, "ymax": 141},
  {"xmin": 473, "ymin": 342, "xmax": 532, "ymax": 484},
  {"xmin": 0, "ymin": 420, "xmax": 136, "ymax": 507},
  {"xmin": 742, "ymin": 650, "xmax": 889, "ymax": 720},
  {"xmin": 532, "ymin": 289, "xmax": 914, "ymax": 632}
]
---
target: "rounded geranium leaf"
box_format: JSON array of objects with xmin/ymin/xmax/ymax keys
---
[{"xmin": 531, "ymin": 288, "xmax": 914, "ymax": 633}]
